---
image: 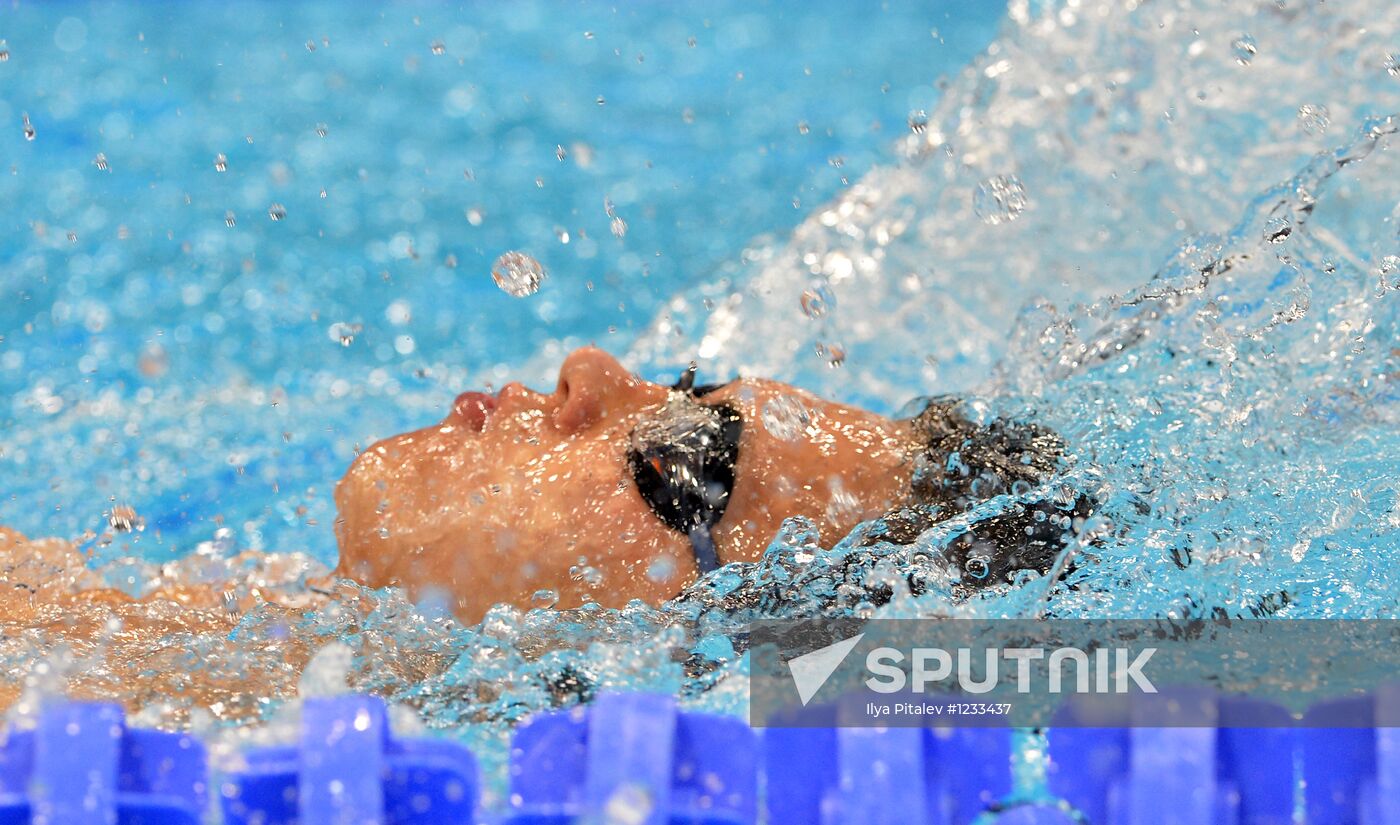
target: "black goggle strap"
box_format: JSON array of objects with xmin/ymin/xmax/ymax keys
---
[{"xmin": 688, "ymin": 525, "xmax": 721, "ymax": 574}]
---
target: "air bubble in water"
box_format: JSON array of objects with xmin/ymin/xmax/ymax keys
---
[
  {"xmin": 596, "ymin": 95, "xmax": 606, "ymax": 106},
  {"xmin": 315, "ymin": 123, "xmax": 328, "ymax": 137},
  {"xmin": 1297, "ymin": 104, "xmax": 1330, "ymax": 135},
  {"xmin": 530, "ymin": 589, "xmax": 559, "ymax": 608},
  {"xmin": 797, "ymin": 121, "xmax": 810, "ymax": 135},
  {"xmin": 800, "ymin": 284, "xmax": 834, "ymax": 319},
  {"xmin": 225, "ymin": 211, "xmax": 236, "ymax": 228},
  {"xmin": 268, "ymin": 203, "xmax": 287, "ymax": 221},
  {"xmin": 93, "ymin": 153, "xmax": 109, "ymax": 171},
  {"xmin": 328, "ymin": 321, "xmax": 362, "ymax": 346},
  {"xmin": 0, "ymin": 41, "xmax": 9, "ymax": 61},
  {"xmin": 1264, "ymin": 217, "xmax": 1291, "ymax": 244},
  {"xmin": 555, "ymin": 144, "xmax": 567, "ymax": 162},
  {"xmin": 610, "ymin": 216, "xmax": 628, "ymax": 238},
  {"xmin": 908, "ymin": 110, "xmax": 929, "ymax": 134},
  {"xmin": 1232, "ymin": 34, "xmax": 1257, "ymax": 65},
  {"xmin": 430, "ymin": 40, "xmax": 446, "ymax": 55},
  {"xmin": 22, "ymin": 113, "xmax": 35, "ymax": 141},
  {"xmin": 761, "ymin": 394, "xmax": 812, "ymax": 441},
  {"xmin": 974, "ymin": 174, "xmax": 1028, "ymax": 225},
  {"xmin": 214, "ymin": 153, "xmax": 228, "ymax": 172},
  {"xmin": 1386, "ymin": 53, "xmax": 1399, "ymax": 78},
  {"xmin": 491, "ymin": 251, "xmax": 546, "ymax": 297}
]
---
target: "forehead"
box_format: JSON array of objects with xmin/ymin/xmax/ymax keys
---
[{"xmin": 695, "ymin": 377, "xmax": 815, "ymax": 407}]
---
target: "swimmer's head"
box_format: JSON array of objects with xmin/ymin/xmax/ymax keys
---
[{"xmin": 333, "ymin": 346, "xmax": 917, "ymax": 623}]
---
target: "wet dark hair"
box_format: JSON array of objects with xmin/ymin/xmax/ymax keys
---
[{"xmin": 859, "ymin": 396, "xmax": 1097, "ymax": 591}]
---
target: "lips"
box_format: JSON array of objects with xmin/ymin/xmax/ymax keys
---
[{"xmin": 452, "ymin": 391, "xmax": 497, "ymax": 431}]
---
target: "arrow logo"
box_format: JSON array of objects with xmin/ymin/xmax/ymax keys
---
[{"xmin": 786, "ymin": 633, "xmax": 865, "ymax": 706}]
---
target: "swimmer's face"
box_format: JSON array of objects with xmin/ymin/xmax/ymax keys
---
[{"xmin": 334, "ymin": 347, "xmax": 917, "ymax": 623}]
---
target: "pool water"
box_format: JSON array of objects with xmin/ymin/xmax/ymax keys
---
[
  {"xmin": 0, "ymin": 0, "xmax": 1003, "ymax": 561},
  {"xmin": 3, "ymin": 0, "xmax": 1400, "ymax": 813}
]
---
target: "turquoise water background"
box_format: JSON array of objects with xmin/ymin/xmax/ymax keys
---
[{"xmin": 0, "ymin": 1, "xmax": 1003, "ymax": 561}]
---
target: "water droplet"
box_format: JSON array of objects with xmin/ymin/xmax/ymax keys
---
[
  {"xmin": 799, "ymin": 284, "xmax": 834, "ymax": 319},
  {"xmin": 797, "ymin": 121, "xmax": 810, "ymax": 135},
  {"xmin": 214, "ymin": 153, "xmax": 228, "ymax": 172},
  {"xmin": 568, "ymin": 564, "xmax": 604, "ymax": 587},
  {"xmin": 596, "ymin": 95, "xmax": 606, "ymax": 106},
  {"xmin": 328, "ymin": 321, "xmax": 362, "ymax": 346},
  {"xmin": 22, "ymin": 113, "xmax": 35, "ymax": 141},
  {"xmin": 908, "ymin": 110, "xmax": 929, "ymax": 134},
  {"xmin": 267, "ymin": 203, "xmax": 287, "ymax": 221},
  {"xmin": 964, "ymin": 556, "xmax": 991, "ymax": 580},
  {"xmin": 315, "ymin": 123, "xmax": 328, "ymax": 137},
  {"xmin": 1377, "ymin": 255, "xmax": 1400, "ymax": 294},
  {"xmin": 974, "ymin": 174, "xmax": 1028, "ymax": 225},
  {"xmin": 761, "ymin": 394, "xmax": 812, "ymax": 441},
  {"xmin": 430, "ymin": 40, "xmax": 446, "ymax": 55},
  {"xmin": 107, "ymin": 504, "xmax": 144, "ymax": 533},
  {"xmin": 1232, "ymin": 34, "xmax": 1257, "ymax": 65},
  {"xmin": 530, "ymin": 589, "xmax": 559, "ymax": 608},
  {"xmin": 224, "ymin": 211, "xmax": 236, "ymax": 228},
  {"xmin": 1296, "ymin": 104, "xmax": 1330, "ymax": 136},
  {"xmin": 1264, "ymin": 217, "xmax": 1291, "ymax": 244},
  {"xmin": 92, "ymin": 152, "xmax": 108, "ymax": 171},
  {"xmin": 815, "ymin": 342, "xmax": 846, "ymax": 367},
  {"xmin": 555, "ymin": 144, "xmax": 567, "ymax": 161},
  {"xmin": 491, "ymin": 251, "xmax": 546, "ymax": 297},
  {"xmin": 610, "ymin": 216, "xmax": 628, "ymax": 238}
]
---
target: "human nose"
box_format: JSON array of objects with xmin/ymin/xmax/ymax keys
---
[{"xmin": 552, "ymin": 346, "xmax": 638, "ymax": 433}]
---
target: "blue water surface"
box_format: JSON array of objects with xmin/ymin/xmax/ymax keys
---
[{"xmin": 0, "ymin": 0, "xmax": 1005, "ymax": 560}]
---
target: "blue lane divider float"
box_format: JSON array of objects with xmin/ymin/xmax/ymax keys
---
[
  {"xmin": 1046, "ymin": 688, "xmax": 1296, "ymax": 825},
  {"xmin": 1300, "ymin": 682, "xmax": 1400, "ymax": 825},
  {"xmin": 6, "ymin": 687, "xmax": 1400, "ymax": 824},
  {"xmin": 762, "ymin": 699, "xmax": 1019, "ymax": 825},
  {"xmin": 220, "ymin": 694, "xmax": 478, "ymax": 825},
  {"xmin": 0, "ymin": 701, "xmax": 206, "ymax": 825},
  {"xmin": 505, "ymin": 692, "xmax": 758, "ymax": 824}
]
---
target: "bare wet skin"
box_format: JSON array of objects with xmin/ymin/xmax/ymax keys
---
[{"xmin": 1, "ymin": 349, "xmax": 921, "ymax": 719}]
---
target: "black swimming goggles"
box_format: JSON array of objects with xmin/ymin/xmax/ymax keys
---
[{"xmin": 626, "ymin": 365, "xmax": 741, "ymax": 575}]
